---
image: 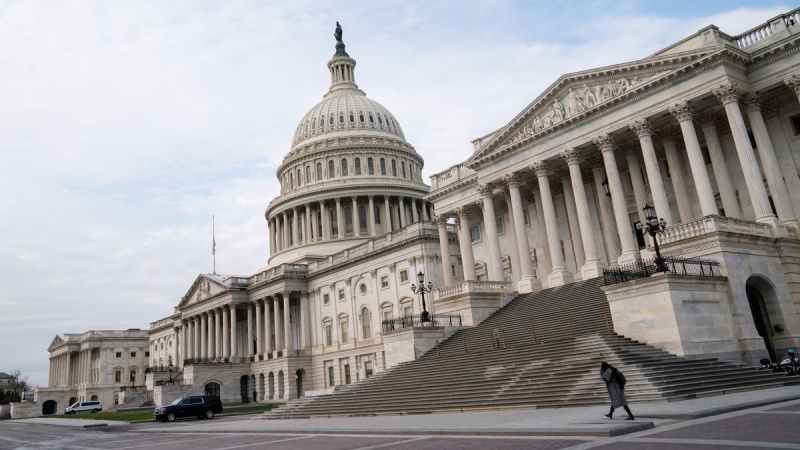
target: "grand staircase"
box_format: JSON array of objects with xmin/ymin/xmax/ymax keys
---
[{"xmin": 261, "ymin": 278, "xmax": 794, "ymax": 419}]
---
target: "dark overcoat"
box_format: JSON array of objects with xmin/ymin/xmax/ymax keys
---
[{"xmin": 601, "ymin": 368, "xmax": 627, "ymax": 408}]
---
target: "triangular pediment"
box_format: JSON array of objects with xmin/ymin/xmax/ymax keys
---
[
  {"xmin": 178, "ymin": 274, "xmax": 228, "ymax": 308},
  {"xmin": 467, "ymin": 47, "xmax": 722, "ymax": 163},
  {"xmin": 47, "ymin": 335, "xmax": 67, "ymax": 352}
]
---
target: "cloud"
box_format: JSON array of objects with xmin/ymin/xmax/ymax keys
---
[{"xmin": 0, "ymin": 0, "xmax": 788, "ymax": 386}]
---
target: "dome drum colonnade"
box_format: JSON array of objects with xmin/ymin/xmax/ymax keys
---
[{"xmin": 431, "ymin": 80, "xmax": 800, "ymax": 293}]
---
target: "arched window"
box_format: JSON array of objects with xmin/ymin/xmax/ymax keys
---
[
  {"xmin": 306, "ymin": 165, "xmax": 311, "ymax": 183},
  {"xmin": 349, "ymin": 113, "xmax": 355, "ymax": 123},
  {"xmin": 369, "ymin": 114, "xmax": 374, "ymax": 124},
  {"xmin": 410, "ymin": 162, "xmax": 415, "ymax": 180},
  {"xmin": 354, "ymin": 157, "xmax": 361, "ymax": 175},
  {"xmin": 380, "ymin": 158, "xmax": 386, "ymax": 176},
  {"xmin": 359, "ymin": 114, "xmax": 365, "ymax": 123},
  {"xmin": 358, "ymin": 204, "xmax": 367, "ymax": 231},
  {"xmin": 339, "ymin": 114, "xmax": 344, "ymax": 124},
  {"xmin": 367, "ymin": 157, "xmax": 374, "ymax": 175},
  {"xmin": 204, "ymin": 382, "xmax": 220, "ymax": 397},
  {"xmin": 391, "ymin": 159, "xmax": 397, "ymax": 177},
  {"xmin": 297, "ymin": 168, "xmax": 302, "ymax": 186},
  {"xmin": 329, "ymin": 116, "xmax": 334, "ymax": 125},
  {"xmin": 328, "ymin": 160, "xmax": 335, "ymax": 178},
  {"xmin": 341, "ymin": 158, "xmax": 348, "ymax": 176},
  {"xmin": 330, "ymin": 209, "xmax": 338, "ymax": 236},
  {"xmin": 316, "ymin": 162, "xmax": 323, "ymax": 181},
  {"xmin": 361, "ymin": 307, "xmax": 371, "ymax": 339},
  {"xmin": 344, "ymin": 205, "xmax": 353, "ymax": 233},
  {"xmin": 378, "ymin": 116, "xmax": 383, "ymax": 125},
  {"xmin": 320, "ymin": 118, "xmax": 325, "ymax": 128},
  {"xmin": 401, "ymin": 161, "xmax": 406, "ymax": 178},
  {"xmin": 290, "ymin": 172, "xmax": 294, "ymax": 189}
]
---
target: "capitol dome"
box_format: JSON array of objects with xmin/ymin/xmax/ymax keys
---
[{"xmin": 265, "ymin": 24, "xmax": 432, "ymax": 267}]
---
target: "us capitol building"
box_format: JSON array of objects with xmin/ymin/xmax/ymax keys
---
[{"xmin": 35, "ymin": 10, "xmax": 800, "ymax": 412}]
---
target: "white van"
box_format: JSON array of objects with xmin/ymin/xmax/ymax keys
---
[{"xmin": 65, "ymin": 401, "xmax": 102, "ymax": 414}]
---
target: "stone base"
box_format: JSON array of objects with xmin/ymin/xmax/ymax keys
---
[
  {"xmin": 547, "ymin": 269, "xmax": 574, "ymax": 287},
  {"xmin": 581, "ymin": 260, "xmax": 605, "ymax": 280},
  {"xmin": 517, "ymin": 276, "xmax": 542, "ymax": 293},
  {"xmin": 757, "ymin": 215, "xmax": 789, "ymax": 238}
]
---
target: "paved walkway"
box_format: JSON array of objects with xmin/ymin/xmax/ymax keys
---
[{"xmin": 18, "ymin": 385, "xmax": 800, "ymax": 437}]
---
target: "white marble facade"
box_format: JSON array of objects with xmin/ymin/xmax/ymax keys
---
[{"xmin": 40, "ymin": 9, "xmax": 800, "ymax": 408}]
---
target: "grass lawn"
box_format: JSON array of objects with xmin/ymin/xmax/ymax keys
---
[{"xmin": 48, "ymin": 403, "xmax": 283, "ymax": 422}]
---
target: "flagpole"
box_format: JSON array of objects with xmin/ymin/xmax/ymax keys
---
[{"xmin": 212, "ymin": 215, "xmax": 217, "ymax": 275}]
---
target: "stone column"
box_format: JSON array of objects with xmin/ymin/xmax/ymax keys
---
[
  {"xmin": 246, "ymin": 304, "xmax": 254, "ymax": 356},
  {"xmin": 502, "ymin": 193, "xmax": 522, "ymax": 285},
  {"xmin": 532, "ymin": 161, "xmax": 573, "ymax": 286},
  {"xmin": 435, "ymin": 215, "xmax": 455, "ymax": 286},
  {"xmin": 478, "ymin": 184, "xmax": 504, "ymax": 281},
  {"xmin": 399, "ymin": 197, "xmax": 407, "ymax": 228},
  {"xmin": 455, "ymin": 206, "xmax": 477, "ymax": 281},
  {"xmin": 670, "ymin": 101, "xmax": 718, "ymax": 216},
  {"xmin": 713, "ymin": 82, "xmax": 783, "ymax": 233},
  {"xmin": 745, "ymin": 92, "xmax": 799, "ymax": 230},
  {"xmin": 593, "ymin": 135, "xmax": 640, "ymax": 265},
  {"xmin": 589, "ymin": 161, "xmax": 620, "ymax": 266},
  {"xmin": 214, "ymin": 309, "xmax": 221, "ymax": 358},
  {"xmin": 256, "ymin": 301, "xmax": 264, "ymax": 356},
  {"xmin": 300, "ymin": 291, "xmax": 309, "ymax": 350},
  {"xmin": 422, "ymin": 202, "xmax": 430, "ymax": 221},
  {"xmin": 698, "ymin": 111, "xmax": 742, "ymax": 219},
  {"xmin": 503, "ymin": 173, "xmax": 539, "ymax": 292},
  {"xmin": 660, "ymin": 128, "xmax": 694, "ymax": 222},
  {"xmin": 269, "ymin": 218, "xmax": 276, "ymax": 255},
  {"xmin": 351, "ymin": 197, "xmax": 360, "ymax": 237},
  {"xmin": 282, "ymin": 293, "xmax": 292, "ymax": 353},
  {"xmin": 282, "ymin": 212, "xmax": 290, "ymax": 249},
  {"xmin": 264, "ymin": 298, "xmax": 273, "ymax": 354},
  {"xmin": 201, "ymin": 313, "xmax": 208, "ymax": 358},
  {"xmin": 321, "ymin": 201, "xmax": 329, "ymax": 240},
  {"xmin": 384, "ymin": 196, "xmax": 392, "ymax": 233},
  {"xmin": 562, "ymin": 149, "xmax": 604, "ymax": 278},
  {"xmin": 305, "ymin": 204, "xmax": 312, "ymax": 243},
  {"xmin": 273, "ymin": 297, "xmax": 283, "ymax": 352},
  {"xmin": 558, "ymin": 169, "xmax": 585, "ymax": 268},
  {"xmin": 230, "ymin": 307, "xmax": 238, "ymax": 358},
  {"xmin": 222, "ymin": 306, "xmax": 230, "ymax": 358},
  {"xmin": 624, "ymin": 145, "xmax": 649, "ymax": 224},
  {"xmin": 335, "ymin": 198, "xmax": 344, "ymax": 238},
  {"xmin": 310, "ymin": 206, "xmax": 318, "ymax": 242},
  {"xmin": 411, "ymin": 199, "xmax": 419, "ymax": 223},
  {"xmin": 532, "ymin": 187, "xmax": 551, "ymax": 275},
  {"xmin": 629, "ymin": 119, "xmax": 675, "ymax": 225},
  {"xmin": 368, "ymin": 195, "xmax": 376, "ymax": 236}
]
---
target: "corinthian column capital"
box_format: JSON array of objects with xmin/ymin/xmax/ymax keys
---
[
  {"xmin": 712, "ymin": 82, "xmax": 741, "ymax": 105},
  {"xmin": 697, "ymin": 110, "xmax": 716, "ymax": 128},
  {"xmin": 477, "ymin": 183, "xmax": 494, "ymax": 198},
  {"xmin": 434, "ymin": 214, "xmax": 449, "ymax": 226},
  {"xmin": 669, "ymin": 101, "xmax": 694, "ymax": 122},
  {"xmin": 743, "ymin": 92, "xmax": 762, "ymax": 113},
  {"xmin": 658, "ymin": 125, "xmax": 681, "ymax": 143},
  {"xmin": 629, "ymin": 118, "xmax": 653, "ymax": 138},
  {"xmin": 561, "ymin": 148, "xmax": 581, "ymax": 165},
  {"xmin": 501, "ymin": 172, "xmax": 520, "ymax": 188},
  {"xmin": 784, "ymin": 74, "xmax": 800, "ymax": 95},
  {"xmin": 530, "ymin": 160, "xmax": 549, "ymax": 177},
  {"xmin": 592, "ymin": 134, "xmax": 615, "ymax": 151}
]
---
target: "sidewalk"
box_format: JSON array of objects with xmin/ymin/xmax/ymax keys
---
[{"xmin": 18, "ymin": 385, "xmax": 800, "ymax": 437}]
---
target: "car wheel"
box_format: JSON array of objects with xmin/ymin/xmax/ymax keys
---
[
  {"xmin": 205, "ymin": 410, "xmax": 214, "ymax": 419},
  {"xmin": 91, "ymin": 409, "xmax": 99, "ymax": 413},
  {"xmin": 167, "ymin": 413, "xmax": 176, "ymax": 423}
]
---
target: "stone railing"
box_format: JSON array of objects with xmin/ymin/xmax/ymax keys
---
[
  {"xmin": 434, "ymin": 280, "xmax": 514, "ymax": 301},
  {"xmin": 729, "ymin": 7, "xmax": 800, "ymax": 49},
  {"xmin": 430, "ymin": 164, "xmax": 476, "ymax": 190},
  {"xmin": 250, "ymin": 264, "xmax": 309, "ymax": 285},
  {"xmin": 659, "ymin": 215, "xmax": 773, "ymax": 245}
]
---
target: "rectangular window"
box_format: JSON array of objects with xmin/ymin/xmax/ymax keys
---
[
  {"xmin": 470, "ymin": 225, "xmax": 481, "ymax": 242},
  {"xmin": 402, "ymin": 304, "xmax": 413, "ymax": 317},
  {"xmin": 325, "ymin": 324, "xmax": 332, "ymax": 346},
  {"xmin": 328, "ymin": 365, "xmax": 335, "ymax": 387},
  {"xmin": 381, "ymin": 276, "xmax": 389, "ymax": 289},
  {"xmin": 323, "ymin": 293, "xmax": 330, "ymax": 305},
  {"xmin": 115, "ymin": 370, "xmax": 122, "ymax": 383},
  {"xmin": 340, "ymin": 321, "xmax": 349, "ymax": 343},
  {"xmin": 338, "ymin": 289, "xmax": 345, "ymax": 300},
  {"xmin": 145, "ymin": 351, "xmax": 150, "ymax": 357},
  {"xmin": 496, "ymin": 217, "xmax": 504, "ymax": 234},
  {"xmin": 399, "ymin": 270, "xmax": 408, "ymax": 283},
  {"xmin": 130, "ymin": 371, "xmax": 136, "ymax": 382},
  {"xmin": 790, "ymin": 113, "xmax": 800, "ymax": 136},
  {"xmin": 364, "ymin": 360, "xmax": 374, "ymax": 377},
  {"xmin": 115, "ymin": 352, "xmax": 122, "ymax": 358},
  {"xmin": 130, "ymin": 352, "xmax": 136, "ymax": 358},
  {"xmin": 523, "ymin": 207, "xmax": 530, "ymax": 225},
  {"xmin": 382, "ymin": 309, "xmax": 392, "ymax": 322}
]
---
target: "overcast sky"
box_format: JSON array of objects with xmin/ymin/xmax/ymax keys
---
[{"xmin": 0, "ymin": 1, "xmax": 790, "ymax": 388}]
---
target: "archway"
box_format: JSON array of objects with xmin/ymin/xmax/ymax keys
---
[
  {"xmin": 42, "ymin": 400, "xmax": 57, "ymax": 415},
  {"xmin": 268, "ymin": 372, "xmax": 275, "ymax": 400},
  {"xmin": 204, "ymin": 381, "xmax": 220, "ymax": 397},
  {"xmin": 258, "ymin": 373, "xmax": 265, "ymax": 402},
  {"xmin": 68, "ymin": 396, "xmax": 76, "ymax": 406},
  {"xmin": 746, "ymin": 276, "xmax": 779, "ymax": 363},
  {"xmin": 90, "ymin": 395, "xmax": 98, "ymax": 401},
  {"xmin": 239, "ymin": 375, "xmax": 249, "ymax": 403},
  {"xmin": 278, "ymin": 371, "xmax": 285, "ymax": 399}
]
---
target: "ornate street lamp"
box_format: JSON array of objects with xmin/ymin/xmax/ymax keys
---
[
  {"xmin": 601, "ymin": 178, "xmax": 611, "ymax": 197},
  {"xmin": 635, "ymin": 203, "xmax": 668, "ymax": 273},
  {"xmin": 410, "ymin": 271, "xmax": 433, "ymax": 323},
  {"xmin": 167, "ymin": 364, "xmax": 174, "ymax": 384}
]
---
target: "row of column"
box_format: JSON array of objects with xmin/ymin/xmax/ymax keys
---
[
  {"xmin": 437, "ymin": 81, "xmax": 798, "ymax": 292},
  {"xmin": 180, "ymin": 292, "xmax": 310, "ymax": 362},
  {"xmin": 269, "ymin": 196, "xmax": 432, "ymax": 254},
  {"xmin": 49, "ymin": 348, "xmax": 97, "ymax": 388}
]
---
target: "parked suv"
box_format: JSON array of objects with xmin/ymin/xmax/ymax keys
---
[
  {"xmin": 65, "ymin": 401, "xmax": 102, "ymax": 414},
  {"xmin": 154, "ymin": 396, "xmax": 223, "ymax": 422}
]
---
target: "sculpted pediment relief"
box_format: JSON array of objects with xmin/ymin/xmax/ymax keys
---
[
  {"xmin": 467, "ymin": 49, "xmax": 718, "ymax": 163},
  {"xmin": 47, "ymin": 335, "xmax": 66, "ymax": 351},
  {"xmin": 178, "ymin": 275, "xmax": 226, "ymax": 308}
]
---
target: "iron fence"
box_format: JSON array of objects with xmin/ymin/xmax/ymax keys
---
[
  {"xmin": 182, "ymin": 356, "xmax": 250, "ymax": 366},
  {"xmin": 381, "ymin": 313, "xmax": 462, "ymax": 332},
  {"xmin": 603, "ymin": 256, "xmax": 722, "ymax": 286}
]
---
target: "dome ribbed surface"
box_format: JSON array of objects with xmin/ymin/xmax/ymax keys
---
[{"xmin": 292, "ymin": 91, "xmax": 405, "ymax": 147}]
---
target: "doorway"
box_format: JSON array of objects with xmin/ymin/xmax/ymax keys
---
[{"xmin": 746, "ymin": 278, "xmax": 778, "ymax": 363}]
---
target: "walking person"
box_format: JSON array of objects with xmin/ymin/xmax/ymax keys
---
[{"xmin": 600, "ymin": 361, "xmax": 634, "ymax": 420}]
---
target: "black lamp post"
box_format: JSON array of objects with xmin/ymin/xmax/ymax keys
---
[
  {"xmin": 635, "ymin": 203, "xmax": 668, "ymax": 273},
  {"xmin": 601, "ymin": 178, "xmax": 611, "ymax": 197},
  {"xmin": 410, "ymin": 271, "xmax": 432, "ymax": 323},
  {"xmin": 167, "ymin": 364, "xmax": 174, "ymax": 384}
]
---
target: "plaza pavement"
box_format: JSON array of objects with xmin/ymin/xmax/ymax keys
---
[{"xmin": 17, "ymin": 385, "xmax": 800, "ymax": 438}]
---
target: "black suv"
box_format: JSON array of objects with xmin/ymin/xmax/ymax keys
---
[{"xmin": 154, "ymin": 395, "xmax": 223, "ymax": 422}]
